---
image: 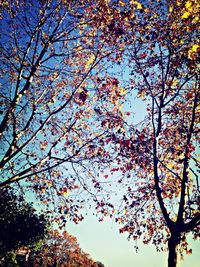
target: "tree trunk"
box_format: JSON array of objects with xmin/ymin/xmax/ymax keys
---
[{"xmin": 168, "ymin": 233, "xmax": 180, "ymax": 267}]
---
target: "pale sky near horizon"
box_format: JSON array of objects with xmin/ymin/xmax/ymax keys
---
[{"xmin": 67, "ymin": 212, "xmax": 200, "ymax": 267}]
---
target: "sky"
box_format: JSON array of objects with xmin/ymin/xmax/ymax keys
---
[
  {"xmin": 14, "ymin": 74, "xmax": 199, "ymax": 267},
  {"xmin": 66, "ymin": 96, "xmax": 200, "ymax": 267},
  {"xmin": 1, "ymin": 2, "xmax": 199, "ymax": 266},
  {"xmin": 67, "ymin": 210, "xmax": 200, "ymax": 267}
]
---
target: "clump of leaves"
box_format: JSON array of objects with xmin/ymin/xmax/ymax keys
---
[{"xmin": 0, "ymin": 186, "xmax": 48, "ymax": 258}]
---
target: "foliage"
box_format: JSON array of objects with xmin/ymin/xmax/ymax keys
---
[
  {"xmin": 0, "ymin": 251, "xmax": 19, "ymax": 267},
  {"xmin": 0, "ymin": 1, "xmax": 199, "ymax": 266},
  {"xmin": 29, "ymin": 229, "xmax": 100, "ymax": 267},
  {"xmin": 0, "ymin": 0, "xmax": 125, "ymax": 223},
  {"xmin": 96, "ymin": 262, "xmax": 105, "ymax": 267},
  {"xmin": 83, "ymin": 0, "xmax": 199, "ymax": 266},
  {"xmin": 0, "ymin": 186, "xmax": 47, "ymax": 258}
]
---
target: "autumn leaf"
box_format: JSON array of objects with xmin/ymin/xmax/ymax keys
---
[
  {"xmin": 85, "ymin": 54, "xmax": 95, "ymax": 69},
  {"xmin": 188, "ymin": 44, "xmax": 200, "ymax": 59},
  {"xmin": 182, "ymin": 11, "xmax": 190, "ymax": 19}
]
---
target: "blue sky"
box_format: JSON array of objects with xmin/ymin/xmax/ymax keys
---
[{"xmin": 1, "ymin": 2, "xmax": 198, "ymax": 265}]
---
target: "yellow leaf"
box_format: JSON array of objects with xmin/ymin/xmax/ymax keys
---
[
  {"xmin": 118, "ymin": 87, "xmax": 126, "ymax": 95},
  {"xmin": 172, "ymin": 79, "xmax": 178, "ymax": 87},
  {"xmin": 167, "ymin": 162, "xmax": 174, "ymax": 169},
  {"xmin": 185, "ymin": 1, "xmax": 192, "ymax": 8},
  {"xmin": 138, "ymin": 91, "xmax": 145, "ymax": 99},
  {"xmin": 85, "ymin": 54, "xmax": 95, "ymax": 69},
  {"xmin": 182, "ymin": 11, "xmax": 190, "ymax": 19},
  {"xmin": 130, "ymin": 13, "xmax": 135, "ymax": 19},
  {"xmin": 191, "ymin": 44, "xmax": 199, "ymax": 52},
  {"xmin": 130, "ymin": 0, "xmax": 142, "ymax": 9},
  {"xmin": 177, "ymin": 0, "xmax": 181, "ymax": 6},
  {"xmin": 136, "ymin": 2, "xmax": 142, "ymax": 9},
  {"xmin": 119, "ymin": 0, "xmax": 126, "ymax": 6},
  {"xmin": 188, "ymin": 44, "xmax": 200, "ymax": 59},
  {"xmin": 171, "ymin": 216, "xmax": 177, "ymax": 222}
]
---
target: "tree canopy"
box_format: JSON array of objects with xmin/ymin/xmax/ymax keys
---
[
  {"xmin": 0, "ymin": 1, "xmax": 199, "ymax": 267},
  {"xmin": 29, "ymin": 229, "xmax": 100, "ymax": 267},
  {"xmin": 0, "ymin": 0, "xmax": 125, "ymax": 223},
  {"xmin": 91, "ymin": 1, "xmax": 199, "ymax": 266},
  {"xmin": 0, "ymin": 186, "xmax": 47, "ymax": 258}
]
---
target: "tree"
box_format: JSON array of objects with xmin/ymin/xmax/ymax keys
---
[
  {"xmin": 0, "ymin": 1, "xmax": 199, "ymax": 266},
  {"xmin": 89, "ymin": 1, "xmax": 199, "ymax": 267},
  {"xmin": 0, "ymin": 186, "xmax": 47, "ymax": 259},
  {"xmin": 29, "ymin": 229, "xmax": 99, "ymax": 267},
  {"xmin": 96, "ymin": 262, "xmax": 105, "ymax": 267},
  {"xmin": 0, "ymin": 0, "xmax": 125, "ymax": 223}
]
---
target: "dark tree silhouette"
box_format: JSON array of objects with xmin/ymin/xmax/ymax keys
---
[{"xmin": 0, "ymin": 186, "xmax": 47, "ymax": 258}]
